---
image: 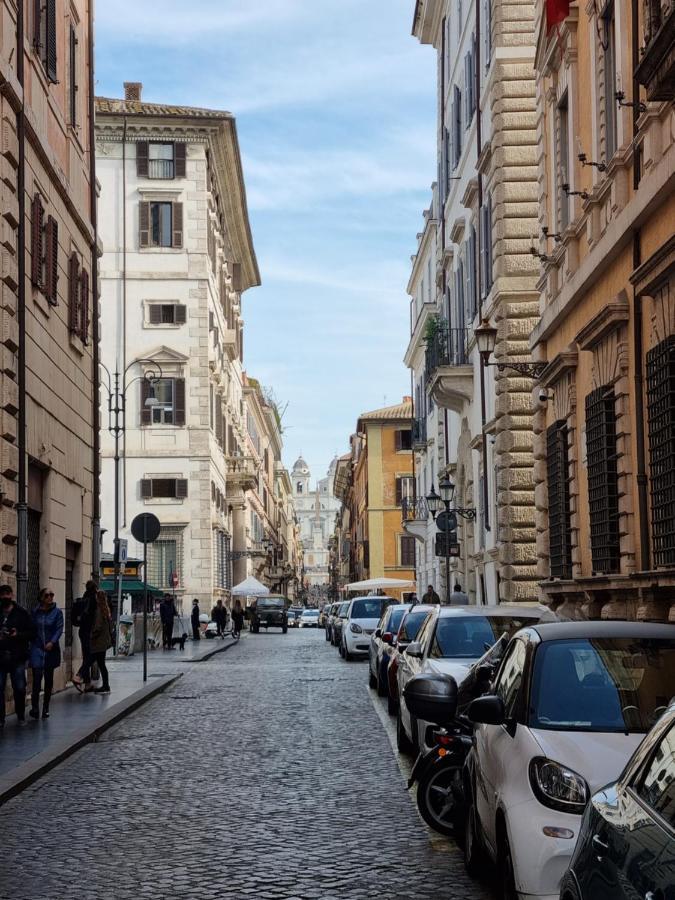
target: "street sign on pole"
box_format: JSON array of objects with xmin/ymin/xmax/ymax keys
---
[
  {"xmin": 131, "ymin": 513, "xmax": 161, "ymax": 683},
  {"xmin": 118, "ymin": 539, "xmax": 128, "ymax": 565},
  {"xmin": 435, "ymin": 510, "xmax": 458, "ymax": 533}
]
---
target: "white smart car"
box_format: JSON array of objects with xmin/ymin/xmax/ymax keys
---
[
  {"xmin": 463, "ymin": 620, "xmax": 675, "ymax": 900},
  {"xmin": 340, "ymin": 596, "xmax": 393, "ymax": 660},
  {"xmin": 298, "ymin": 609, "xmax": 320, "ymax": 628}
]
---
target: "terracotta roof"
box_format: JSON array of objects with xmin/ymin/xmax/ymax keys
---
[
  {"xmin": 358, "ymin": 399, "xmax": 413, "ymax": 423},
  {"xmin": 95, "ymin": 97, "xmax": 232, "ymax": 119}
]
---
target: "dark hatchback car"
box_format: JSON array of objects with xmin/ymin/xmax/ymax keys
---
[
  {"xmin": 560, "ymin": 701, "xmax": 675, "ymax": 900},
  {"xmin": 385, "ymin": 605, "xmax": 434, "ymax": 715},
  {"xmin": 250, "ymin": 596, "xmax": 288, "ymax": 634}
]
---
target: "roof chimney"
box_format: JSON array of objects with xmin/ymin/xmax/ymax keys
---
[
  {"xmin": 124, "ymin": 82, "xmax": 143, "ymax": 102},
  {"xmin": 403, "ymin": 395, "xmax": 412, "ymax": 403}
]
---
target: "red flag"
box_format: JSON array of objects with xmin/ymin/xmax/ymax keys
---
[{"xmin": 546, "ymin": 0, "xmax": 570, "ymax": 31}]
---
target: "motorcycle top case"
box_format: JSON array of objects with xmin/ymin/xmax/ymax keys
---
[{"xmin": 403, "ymin": 673, "xmax": 458, "ymax": 724}]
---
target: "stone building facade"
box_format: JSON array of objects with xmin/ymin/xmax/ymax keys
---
[
  {"xmin": 291, "ymin": 455, "xmax": 340, "ymax": 591},
  {"xmin": 409, "ymin": 0, "xmax": 539, "ymax": 603},
  {"xmin": 96, "ymin": 84, "xmax": 260, "ymax": 612},
  {"xmin": 530, "ymin": 0, "xmax": 675, "ymax": 620},
  {"xmin": 0, "ymin": 1, "xmax": 97, "ymax": 688}
]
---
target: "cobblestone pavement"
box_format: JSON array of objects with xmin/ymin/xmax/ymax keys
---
[{"xmin": 0, "ymin": 629, "xmax": 491, "ymax": 900}]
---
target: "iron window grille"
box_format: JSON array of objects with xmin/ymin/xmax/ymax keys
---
[
  {"xmin": 647, "ymin": 335, "xmax": 675, "ymax": 568},
  {"xmin": 146, "ymin": 526, "xmax": 184, "ymax": 589},
  {"xmin": 546, "ymin": 420, "xmax": 573, "ymax": 579},
  {"xmin": 585, "ymin": 386, "xmax": 620, "ymax": 573}
]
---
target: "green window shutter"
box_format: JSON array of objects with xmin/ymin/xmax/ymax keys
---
[
  {"xmin": 139, "ymin": 201, "xmax": 150, "ymax": 247},
  {"xmin": 46, "ymin": 0, "xmax": 57, "ymax": 82},
  {"xmin": 79, "ymin": 268, "xmax": 89, "ymax": 344},
  {"xmin": 174, "ymin": 378, "xmax": 186, "ymax": 426},
  {"xmin": 148, "ymin": 304, "xmax": 162, "ymax": 325},
  {"xmin": 68, "ymin": 253, "xmax": 80, "ymax": 333},
  {"xmin": 136, "ymin": 141, "xmax": 149, "ymax": 177},
  {"xmin": 45, "ymin": 216, "xmax": 58, "ymax": 305},
  {"xmin": 172, "ymin": 203, "xmax": 183, "ymax": 248},
  {"xmin": 174, "ymin": 142, "xmax": 186, "ymax": 177}
]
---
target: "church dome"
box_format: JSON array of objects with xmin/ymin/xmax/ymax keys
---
[
  {"xmin": 292, "ymin": 455, "xmax": 310, "ymax": 475},
  {"xmin": 328, "ymin": 455, "xmax": 339, "ymax": 474}
]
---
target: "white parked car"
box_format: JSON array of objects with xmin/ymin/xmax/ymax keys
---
[
  {"xmin": 340, "ymin": 596, "xmax": 393, "ymax": 660},
  {"xmin": 298, "ymin": 609, "xmax": 320, "ymax": 628},
  {"xmin": 396, "ymin": 605, "xmax": 555, "ymax": 754},
  {"xmin": 463, "ymin": 620, "xmax": 675, "ymax": 900}
]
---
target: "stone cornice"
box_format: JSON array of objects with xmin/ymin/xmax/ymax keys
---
[
  {"xmin": 630, "ymin": 233, "xmax": 675, "ymax": 293},
  {"xmin": 575, "ymin": 292, "xmax": 630, "ymax": 350},
  {"xmin": 539, "ymin": 347, "xmax": 579, "ymax": 388},
  {"xmin": 462, "ymin": 177, "xmax": 479, "ymax": 212},
  {"xmin": 477, "ymin": 140, "xmax": 492, "ymax": 177},
  {"xmin": 449, "ymin": 216, "xmax": 466, "ymax": 244}
]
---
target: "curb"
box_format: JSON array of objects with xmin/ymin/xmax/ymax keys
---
[
  {"xmin": 0, "ymin": 672, "xmax": 182, "ymax": 807},
  {"xmin": 177, "ymin": 634, "xmax": 243, "ymax": 663}
]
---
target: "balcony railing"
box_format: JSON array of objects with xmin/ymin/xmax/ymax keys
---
[
  {"xmin": 402, "ymin": 496, "xmax": 428, "ymax": 524},
  {"xmin": 412, "ymin": 417, "xmax": 427, "ymax": 449},
  {"xmin": 225, "ymin": 456, "xmax": 258, "ymax": 491},
  {"xmin": 635, "ymin": 0, "xmax": 675, "ymax": 100},
  {"xmin": 425, "ymin": 323, "xmax": 470, "ymax": 383},
  {"xmin": 148, "ymin": 159, "xmax": 175, "ymax": 179}
]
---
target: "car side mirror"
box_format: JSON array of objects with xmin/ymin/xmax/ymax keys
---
[
  {"xmin": 467, "ymin": 694, "xmax": 506, "ymax": 726},
  {"xmin": 382, "ymin": 632, "xmax": 393, "ymax": 645},
  {"xmin": 405, "ymin": 641, "xmax": 423, "ymax": 659},
  {"xmin": 374, "ymin": 628, "xmax": 382, "ymax": 638}
]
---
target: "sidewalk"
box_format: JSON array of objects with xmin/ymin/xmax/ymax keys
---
[{"xmin": 0, "ymin": 633, "xmax": 240, "ymax": 805}]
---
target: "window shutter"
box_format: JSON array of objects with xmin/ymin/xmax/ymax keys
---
[
  {"xmin": 215, "ymin": 400, "xmax": 223, "ymax": 446},
  {"xmin": 467, "ymin": 228, "xmax": 476, "ymax": 321},
  {"xmin": 148, "ymin": 304, "xmax": 162, "ymax": 325},
  {"xmin": 175, "ymin": 479, "xmax": 189, "ymax": 499},
  {"xmin": 139, "ymin": 201, "xmax": 150, "ymax": 248},
  {"xmin": 175, "ymin": 304, "xmax": 187, "ymax": 325},
  {"xmin": 140, "ymin": 479, "xmax": 152, "ymax": 499},
  {"xmin": 464, "ymin": 54, "xmax": 470, "ymax": 123},
  {"xmin": 31, "ymin": 194, "xmax": 44, "ymax": 288},
  {"xmin": 449, "ymin": 97, "xmax": 456, "ymax": 170},
  {"xmin": 228, "ymin": 425, "xmax": 235, "ymax": 455},
  {"xmin": 486, "ymin": 195, "xmax": 493, "ymax": 292},
  {"xmin": 174, "ymin": 378, "xmax": 186, "ymax": 426},
  {"xmin": 45, "ymin": 216, "xmax": 58, "ymax": 305},
  {"xmin": 454, "ymin": 86, "xmax": 462, "ymax": 161},
  {"xmin": 46, "ymin": 0, "xmax": 57, "ymax": 82},
  {"xmin": 79, "ymin": 268, "xmax": 89, "ymax": 343},
  {"xmin": 172, "ymin": 202, "xmax": 183, "ymax": 248},
  {"xmin": 33, "ymin": 0, "xmax": 41, "ymax": 48},
  {"xmin": 395, "ymin": 429, "xmax": 402, "ymax": 452},
  {"xmin": 68, "ymin": 253, "xmax": 80, "ymax": 332},
  {"xmin": 480, "ymin": 205, "xmax": 488, "ymax": 299},
  {"xmin": 140, "ymin": 379, "xmax": 152, "ymax": 425},
  {"xmin": 174, "ymin": 142, "xmax": 186, "ymax": 177},
  {"xmin": 69, "ymin": 24, "xmax": 77, "ymax": 126},
  {"xmin": 136, "ymin": 141, "xmax": 149, "ymax": 177},
  {"xmin": 395, "ymin": 477, "xmax": 403, "ymax": 506}
]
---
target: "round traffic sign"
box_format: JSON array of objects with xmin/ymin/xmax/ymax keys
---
[
  {"xmin": 130, "ymin": 512, "xmax": 161, "ymax": 543},
  {"xmin": 436, "ymin": 510, "xmax": 458, "ymax": 533}
]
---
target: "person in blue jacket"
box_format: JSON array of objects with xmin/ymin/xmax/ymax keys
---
[{"xmin": 29, "ymin": 588, "xmax": 64, "ymax": 719}]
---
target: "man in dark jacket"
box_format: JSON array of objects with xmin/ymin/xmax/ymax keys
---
[
  {"xmin": 211, "ymin": 599, "xmax": 227, "ymax": 637},
  {"xmin": 159, "ymin": 595, "xmax": 178, "ymax": 649},
  {"xmin": 72, "ymin": 580, "xmax": 98, "ymax": 689},
  {"xmin": 422, "ymin": 584, "xmax": 441, "ymax": 605},
  {"xmin": 0, "ymin": 584, "xmax": 34, "ymax": 725},
  {"xmin": 191, "ymin": 599, "xmax": 201, "ymax": 641}
]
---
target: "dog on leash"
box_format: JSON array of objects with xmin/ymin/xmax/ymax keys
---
[{"xmin": 170, "ymin": 633, "xmax": 188, "ymax": 650}]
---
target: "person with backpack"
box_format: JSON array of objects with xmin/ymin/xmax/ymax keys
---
[
  {"xmin": 72, "ymin": 580, "xmax": 98, "ymax": 692},
  {"xmin": 89, "ymin": 590, "xmax": 113, "ymax": 694},
  {"xmin": 0, "ymin": 584, "xmax": 33, "ymax": 726},
  {"xmin": 29, "ymin": 587, "xmax": 64, "ymax": 719}
]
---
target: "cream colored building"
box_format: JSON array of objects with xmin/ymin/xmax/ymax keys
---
[
  {"xmin": 96, "ymin": 84, "xmax": 260, "ymax": 611},
  {"xmin": 409, "ymin": 0, "xmax": 539, "ymax": 603}
]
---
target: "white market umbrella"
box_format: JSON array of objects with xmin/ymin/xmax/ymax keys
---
[
  {"xmin": 231, "ymin": 576, "xmax": 270, "ymax": 597},
  {"xmin": 345, "ymin": 577, "xmax": 416, "ymax": 592}
]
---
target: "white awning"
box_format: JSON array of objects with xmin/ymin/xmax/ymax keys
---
[
  {"xmin": 231, "ymin": 576, "xmax": 270, "ymax": 597},
  {"xmin": 344, "ymin": 577, "xmax": 416, "ymax": 591}
]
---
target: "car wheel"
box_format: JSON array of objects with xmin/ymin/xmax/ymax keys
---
[
  {"xmin": 344, "ymin": 643, "xmax": 352, "ymax": 661},
  {"xmin": 416, "ymin": 763, "xmax": 463, "ymax": 836},
  {"xmin": 387, "ymin": 692, "xmax": 398, "ymax": 716},
  {"xmin": 498, "ymin": 826, "xmax": 518, "ymax": 900},
  {"xmin": 325, "ymin": 627, "xmax": 331, "ymax": 642},
  {"xmin": 376, "ymin": 663, "xmax": 388, "ymax": 697},
  {"xmin": 463, "ymin": 789, "xmax": 486, "ymax": 876},
  {"xmin": 338, "ymin": 641, "xmax": 344, "ymax": 658},
  {"xmin": 369, "ymin": 666, "xmax": 377, "ymax": 689},
  {"xmin": 396, "ymin": 710, "xmax": 414, "ymax": 755},
  {"xmin": 282, "ymin": 626, "xmax": 287, "ymax": 634}
]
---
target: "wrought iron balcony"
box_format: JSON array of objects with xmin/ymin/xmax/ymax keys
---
[
  {"xmin": 412, "ymin": 417, "xmax": 428, "ymax": 450},
  {"xmin": 424, "ymin": 322, "xmax": 473, "ymax": 413},
  {"xmin": 225, "ymin": 456, "xmax": 258, "ymax": 492},
  {"xmin": 635, "ymin": 0, "xmax": 675, "ymax": 100}
]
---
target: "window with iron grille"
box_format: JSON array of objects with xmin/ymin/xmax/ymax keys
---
[
  {"xmin": 647, "ymin": 335, "xmax": 675, "ymax": 568},
  {"xmin": 546, "ymin": 420, "xmax": 572, "ymax": 578},
  {"xmin": 585, "ymin": 386, "xmax": 620, "ymax": 573},
  {"xmin": 146, "ymin": 526, "xmax": 184, "ymax": 589},
  {"xmin": 213, "ymin": 530, "xmax": 232, "ymax": 590}
]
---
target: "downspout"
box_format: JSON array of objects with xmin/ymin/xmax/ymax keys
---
[
  {"xmin": 122, "ymin": 116, "xmax": 128, "ymax": 526},
  {"xmin": 441, "ymin": 18, "xmax": 450, "ymax": 473},
  {"xmin": 633, "ymin": 230, "xmax": 649, "ymax": 570},
  {"xmin": 88, "ymin": 0, "xmax": 101, "ymax": 577},
  {"xmin": 16, "ymin": 0, "xmax": 27, "ymax": 604},
  {"xmin": 631, "ymin": 0, "xmax": 641, "ymax": 191}
]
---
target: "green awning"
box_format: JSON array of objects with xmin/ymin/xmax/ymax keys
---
[{"xmin": 99, "ymin": 578, "xmax": 165, "ymax": 597}]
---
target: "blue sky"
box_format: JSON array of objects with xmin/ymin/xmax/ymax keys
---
[{"xmin": 96, "ymin": 0, "xmax": 436, "ymax": 482}]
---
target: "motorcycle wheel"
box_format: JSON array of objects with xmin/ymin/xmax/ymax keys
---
[{"xmin": 416, "ymin": 762, "xmax": 464, "ymax": 836}]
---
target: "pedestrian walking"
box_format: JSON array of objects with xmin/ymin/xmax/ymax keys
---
[
  {"xmin": 89, "ymin": 590, "xmax": 113, "ymax": 694},
  {"xmin": 449, "ymin": 582, "xmax": 469, "ymax": 605},
  {"xmin": 191, "ymin": 599, "xmax": 201, "ymax": 641},
  {"xmin": 72, "ymin": 580, "xmax": 98, "ymax": 692},
  {"xmin": 0, "ymin": 584, "xmax": 33, "ymax": 726},
  {"xmin": 231, "ymin": 599, "xmax": 244, "ymax": 639},
  {"xmin": 422, "ymin": 584, "xmax": 441, "ymax": 604},
  {"xmin": 159, "ymin": 594, "xmax": 178, "ymax": 649},
  {"xmin": 211, "ymin": 599, "xmax": 227, "ymax": 637},
  {"xmin": 29, "ymin": 588, "xmax": 64, "ymax": 720}
]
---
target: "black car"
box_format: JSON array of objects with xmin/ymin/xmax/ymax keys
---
[
  {"xmin": 560, "ymin": 701, "xmax": 675, "ymax": 900},
  {"xmin": 250, "ymin": 596, "xmax": 288, "ymax": 634}
]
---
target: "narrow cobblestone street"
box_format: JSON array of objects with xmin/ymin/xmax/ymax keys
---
[{"xmin": 0, "ymin": 630, "xmax": 490, "ymax": 900}]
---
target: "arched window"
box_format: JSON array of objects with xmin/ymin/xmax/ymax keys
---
[{"xmin": 297, "ymin": 482, "xmax": 303, "ymax": 494}]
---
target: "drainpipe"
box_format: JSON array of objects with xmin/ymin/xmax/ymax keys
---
[
  {"xmin": 631, "ymin": 0, "xmax": 641, "ymax": 190},
  {"xmin": 88, "ymin": 0, "xmax": 101, "ymax": 577},
  {"xmin": 122, "ymin": 116, "xmax": 128, "ymax": 526},
  {"xmin": 633, "ymin": 229, "xmax": 649, "ymax": 571},
  {"xmin": 16, "ymin": 0, "xmax": 27, "ymax": 604}
]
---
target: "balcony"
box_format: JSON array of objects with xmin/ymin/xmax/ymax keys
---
[
  {"xmin": 225, "ymin": 456, "xmax": 258, "ymax": 492},
  {"xmin": 402, "ymin": 496, "xmax": 429, "ymax": 543},
  {"xmin": 635, "ymin": 0, "xmax": 675, "ymax": 100},
  {"xmin": 412, "ymin": 417, "xmax": 428, "ymax": 450},
  {"xmin": 425, "ymin": 323, "xmax": 473, "ymax": 413}
]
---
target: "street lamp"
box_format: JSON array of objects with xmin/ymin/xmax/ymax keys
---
[
  {"xmin": 425, "ymin": 480, "xmax": 476, "ymax": 604},
  {"xmin": 99, "ymin": 358, "xmax": 163, "ymax": 646},
  {"xmin": 474, "ymin": 318, "xmax": 548, "ymax": 379}
]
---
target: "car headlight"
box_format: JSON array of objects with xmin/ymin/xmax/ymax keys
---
[
  {"xmin": 350, "ymin": 623, "xmax": 362, "ymax": 634},
  {"xmin": 529, "ymin": 757, "xmax": 589, "ymax": 814}
]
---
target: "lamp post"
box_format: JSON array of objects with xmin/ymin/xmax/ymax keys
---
[
  {"xmin": 99, "ymin": 358, "xmax": 163, "ymax": 647},
  {"xmin": 426, "ymin": 476, "xmax": 476, "ymax": 605},
  {"xmin": 474, "ymin": 319, "xmax": 548, "ymax": 380}
]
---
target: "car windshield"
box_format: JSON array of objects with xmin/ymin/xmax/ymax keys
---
[
  {"xmin": 257, "ymin": 599, "xmax": 285, "ymax": 609},
  {"xmin": 387, "ymin": 609, "xmax": 407, "ymax": 634},
  {"xmin": 338, "ymin": 603, "xmax": 350, "ymax": 616},
  {"xmin": 530, "ymin": 638, "xmax": 675, "ymax": 733},
  {"xmin": 430, "ymin": 615, "xmax": 535, "ymax": 659},
  {"xmin": 399, "ymin": 610, "xmax": 430, "ymax": 642},
  {"xmin": 303, "ymin": 610, "xmax": 319, "ymax": 617},
  {"xmin": 351, "ymin": 598, "xmax": 386, "ymax": 619}
]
